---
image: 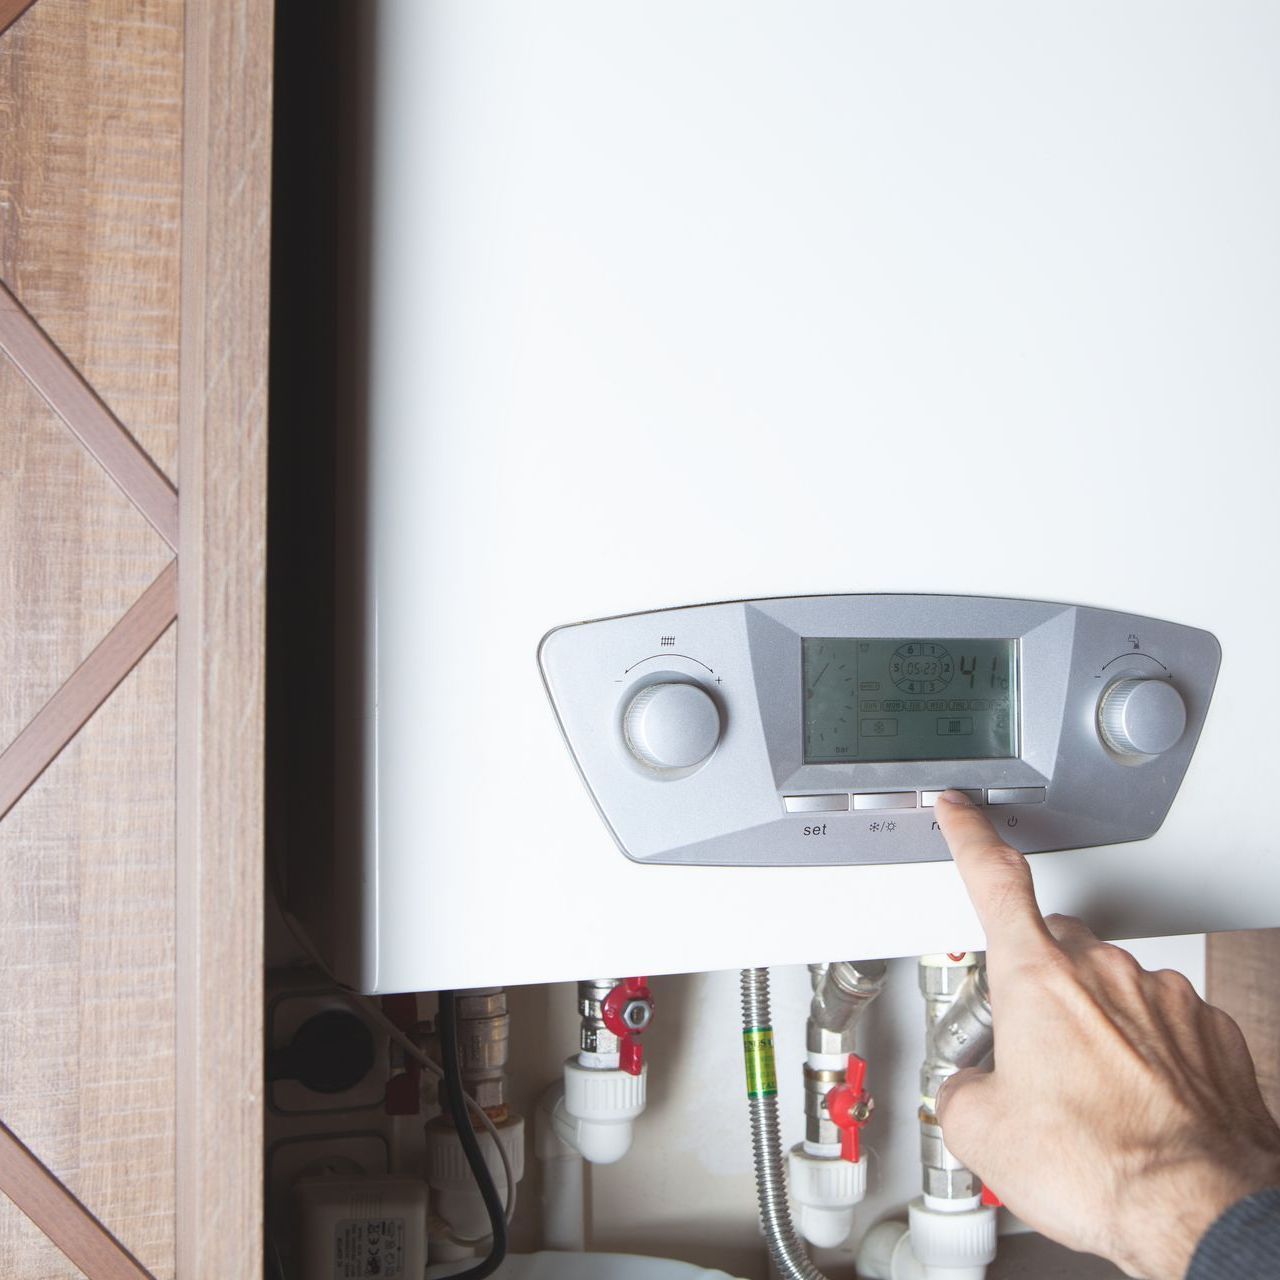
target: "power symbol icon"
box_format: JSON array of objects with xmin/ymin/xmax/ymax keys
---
[{"xmin": 1006, "ymin": 816, "xmax": 1019, "ymax": 829}]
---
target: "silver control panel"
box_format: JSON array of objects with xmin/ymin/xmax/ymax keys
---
[{"xmin": 538, "ymin": 596, "xmax": 1221, "ymax": 866}]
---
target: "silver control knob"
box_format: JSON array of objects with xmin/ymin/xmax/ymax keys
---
[
  {"xmin": 623, "ymin": 682, "xmax": 721, "ymax": 771},
  {"xmin": 1098, "ymin": 678, "xmax": 1187, "ymax": 757}
]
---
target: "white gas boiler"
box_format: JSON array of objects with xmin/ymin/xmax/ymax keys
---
[{"xmin": 300, "ymin": 1, "xmax": 1280, "ymax": 995}]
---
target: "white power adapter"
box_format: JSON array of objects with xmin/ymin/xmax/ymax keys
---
[{"xmin": 293, "ymin": 1175, "xmax": 428, "ymax": 1279}]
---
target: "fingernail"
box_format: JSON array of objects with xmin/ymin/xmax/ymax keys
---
[{"xmin": 937, "ymin": 789, "xmax": 973, "ymax": 807}]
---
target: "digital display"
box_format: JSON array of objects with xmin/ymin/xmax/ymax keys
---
[{"xmin": 803, "ymin": 638, "xmax": 1018, "ymax": 764}]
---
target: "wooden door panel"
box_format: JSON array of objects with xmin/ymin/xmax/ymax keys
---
[
  {"xmin": 0, "ymin": 0, "xmax": 184, "ymax": 480},
  {"xmin": 0, "ymin": 0, "xmax": 268, "ymax": 1274},
  {"xmin": 0, "ymin": 363, "xmax": 171, "ymax": 746},
  {"xmin": 0, "ymin": 638, "xmax": 175, "ymax": 1278}
]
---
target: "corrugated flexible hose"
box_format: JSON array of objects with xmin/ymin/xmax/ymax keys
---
[{"xmin": 740, "ymin": 967, "xmax": 832, "ymax": 1280}]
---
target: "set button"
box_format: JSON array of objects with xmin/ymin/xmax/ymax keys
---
[{"xmin": 783, "ymin": 794, "xmax": 849, "ymax": 813}]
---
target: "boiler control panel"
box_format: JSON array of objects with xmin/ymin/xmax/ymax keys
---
[{"xmin": 538, "ymin": 596, "xmax": 1221, "ymax": 866}]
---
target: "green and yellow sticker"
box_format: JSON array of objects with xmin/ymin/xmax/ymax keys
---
[{"xmin": 742, "ymin": 1026, "xmax": 778, "ymax": 1098}]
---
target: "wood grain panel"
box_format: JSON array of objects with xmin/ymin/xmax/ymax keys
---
[
  {"xmin": 0, "ymin": 1124, "xmax": 152, "ymax": 1280},
  {"xmin": 0, "ymin": 361, "xmax": 171, "ymax": 748},
  {"xmin": 0, "ymin": 1, "xmax": 38, "ymax": 42},
  {"xmin": 0, "ymin": 634, "xmax": 176, "ymax": 1278},
  {"xmin": 1207, "ymin": 929, "xmax": 1280, "ymax": 1122},
  {"xmin": 0, "ymin": 281, "xmax": 179, "ymax": 549},
  {"xmin": 0, "ymin": 0, "xmax": 184, "ymax": 481},
  {"xmin": 0, "ymin": 561, "xmax": 176, "ymax": 820},
  {"xmin": 176, "ymin": 1, "xmax": 272, "ymax": 1275}
]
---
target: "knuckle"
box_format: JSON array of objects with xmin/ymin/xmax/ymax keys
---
[
  {"xmin": 1150, "ymin": 968, "xmax": 1199, "ymax": 1004},
  {"xmin": 985, "ymin": 841, "xmax": 1029, "ymax": 872},
  {"xmin": 981, "ymin": 848, "xmax": 1033, "ymax": 902},
  {"xmin": 1091, "ymin": 942, "xmax": 1143, "ymax": 978},
  {"xmin": 1205, "ymin": 1004, "xmax": 1246, "ymax": 1044},
  {"xmin": 1044, "ymin": 912, "xmax": 1093, "ymax": 941},
  {"xmin": 936, "ymin": 1082, "xmax": 981, "ymax": 1145}
]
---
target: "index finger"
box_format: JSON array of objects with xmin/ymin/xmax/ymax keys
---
[{"xmin": 935, "ymin": 790, "xmax": 1054, "ymax": 958}]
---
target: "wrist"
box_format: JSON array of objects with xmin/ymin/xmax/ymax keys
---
[{"xmin": 1109, "ymin": 1154, "xmax": 1280, "ymax": 1278}]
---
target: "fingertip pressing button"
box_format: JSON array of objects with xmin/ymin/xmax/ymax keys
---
[{"xmin": 920, "ymin": 789, "xmax": 984, "ymax": 807}]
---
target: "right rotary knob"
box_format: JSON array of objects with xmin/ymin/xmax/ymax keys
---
[{"xmin": 1098, "ymin": 677, "xmax": 1187, "ymax": 757}]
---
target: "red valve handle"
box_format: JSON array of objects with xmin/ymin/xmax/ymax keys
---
[
  {"xmin": 981, "ymin": 1185, "xmax": 1003, "ymax": 1208},
  {"xmin": 601, "ymin": 977, "xmax": 654, "ymax": 1076},
  {"xmin": 825, "ymin": 1053, "xmax": 870, "ymax": 1164}
]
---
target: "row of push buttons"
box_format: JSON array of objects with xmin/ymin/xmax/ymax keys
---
[{"xmin": 783, "ymin": 787, "xmax": 1045, "ymax": 814}]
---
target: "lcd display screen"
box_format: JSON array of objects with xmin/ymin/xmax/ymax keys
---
[{"xmin": 803, "ymin": 638, "xmax": 1018, "ymax": 763}]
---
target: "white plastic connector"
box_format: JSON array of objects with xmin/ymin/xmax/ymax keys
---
[
  {"xmin": 787, "ymin": 1145, "xmax": 867, "ymax": 1248},
  {"xmin": 908, "ymin": 1197, "xmax": 996, "ymax": 1278},
  {"xmin": 424, "ymin": 1115, "xmax": 525, "ymax": 1241},
  {"xmin": 855, "ymin": 1201, "xmax": 997, "ymax": 1280},
  {"xmin": 857, "ymin": 1220, "xmax": 921, "ymax": 1280},
  {"xmin": 551, "ymin": 1057, "xmax": 647, "ymax": 1165}
]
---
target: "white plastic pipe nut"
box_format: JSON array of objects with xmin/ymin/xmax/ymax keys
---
[
  {"xmin": 907, "ymin": 1198, "xmax": 997, "ymax": 1269},
  {"xmin": 787, "ymin": 1145, "xmax": 867, "ymax": 1248},
  {"xmin": 424, "ymin": 1115, "xmax": 525, "ymax": 1240},
  {"xmin": 425, "ymin": 1115, "xmax": 526, "ymax": 1190},
  {"xmin": 856, "ymin": 1202, "xmax": 997, "ymax": 1280},
  {"xmin": 554, "ymin": 1058, "xmax": 647, "ymax": 1164}
]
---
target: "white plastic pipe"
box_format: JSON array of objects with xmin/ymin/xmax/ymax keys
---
[
  {"xmin": 534, "ymin": 1058, "xmax": 647, "ymax": 1251},
  {"xmin": 535, "ymin": 1087, "xmax": 586, "ymax": 1252},
  {"xmin": 540, "ymin": 1146, "xmax": 586, "ymax": 1252}
]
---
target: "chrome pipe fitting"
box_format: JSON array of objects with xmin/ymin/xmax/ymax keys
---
[
  {"xmin": 806, "ymin": 960, "xmax": 888, "ymax": 1056},
  {"xmin": 453, "ymin": 987, "xmax": 510, "ymax": 1112},
  {"xmin": 920, "ymin": 964, "xmax": 993, "ymax": 1106},
  {"xmin": 578, "ymin": 978, "xmax": 623, "ymax": 1059},
  {"xmin": 917, "ymin": 956, "xmax": 993, "ymax": 1202}
]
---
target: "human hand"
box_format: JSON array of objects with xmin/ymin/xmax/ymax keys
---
[{"xmin": 933, "ymin": 790, "xmax": 1280, "ymax": 1279}]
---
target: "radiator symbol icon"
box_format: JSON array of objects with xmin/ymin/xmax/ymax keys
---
[{"xmin": 660, "ymin": 636, "xmax": 676, "ymax": 647}]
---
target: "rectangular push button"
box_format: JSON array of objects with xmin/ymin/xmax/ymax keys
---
[
  {"xmin": 784, "ymin": 794, "xmax": 849, "ymax": 813},
  {"xmin": 852, "ymin": 792, "xmax": 917, "ymax": 811},
  {"xmin": 920, "ymin": 789, "xmax": 985, "ymax": 807},
  {"xmin": 986, "ymin": 787, "xmax": 1046, "ymax": 806}
]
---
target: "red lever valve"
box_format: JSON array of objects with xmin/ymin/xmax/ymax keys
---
[
  {"xmin": 826, "ymin": 1053, "xmax": 873, "ymax": 1164},
  {"xmin": 601, "ymin": 977, "xmax": 654, "ymax": 1076}
]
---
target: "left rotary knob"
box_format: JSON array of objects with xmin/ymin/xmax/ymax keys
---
[{"xmin": 623, "ymin": 682, "xmax": 722, "ymax": 771}]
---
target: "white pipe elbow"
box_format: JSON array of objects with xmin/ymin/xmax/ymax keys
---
[
  {"xmin": 538, "ymin": 1058, "xmax": 647, "ymax": 1166},
  {"xmin": 553, "ymin": 1058, "xmax": 646, "ymax": 1164},
  {"xmin": 857, "ymin": 1221, "xmax": 924, "ymax": 1280},
  {"xmin": 857, "ymin": 1201, "xmax": 996, "ymax": 1280}
]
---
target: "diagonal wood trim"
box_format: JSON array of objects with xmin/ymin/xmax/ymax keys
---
[
  {"xmin": 0, "ymin": 0, "xmax": 38, "ymax": 40},
  {"xmin": 0, "ymin": 280, "xmax": 179, "ymax": 550},
  {"xmin": 0, "ymin": 561, "xmax": 178, "ymax": 821},
  {"xmin": 0, "ymin": 1122, "xmax": 154, "ymax": 1280}
]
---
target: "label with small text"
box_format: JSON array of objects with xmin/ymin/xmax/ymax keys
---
[{"xmin": 334, "ymin": 1217, "xmax": 405, "ymax": 1279}]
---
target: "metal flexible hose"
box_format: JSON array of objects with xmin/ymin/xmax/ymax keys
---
[{"xmin": 740, "ymin": 968, "xmax": 832, "ymax": 1280}]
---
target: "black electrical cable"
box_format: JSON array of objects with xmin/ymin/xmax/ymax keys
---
[{"xmin": 436, "ymin": 989, "xmax": 509, "ymax": 1278}]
